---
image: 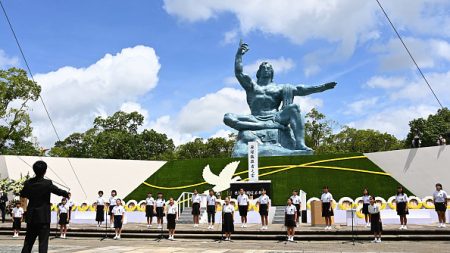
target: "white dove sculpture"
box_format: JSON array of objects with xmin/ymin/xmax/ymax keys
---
[{"xmin": 202, "ymin": 161, "xmax": 241, "ymax": 193}]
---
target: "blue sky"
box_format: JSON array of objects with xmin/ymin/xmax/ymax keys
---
[{"xmin": 1, "ymin": 0, "xmax": 449, "ymax": 146}]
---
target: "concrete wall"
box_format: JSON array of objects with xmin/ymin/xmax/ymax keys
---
[
  {"xmin": 0, "ymin": 155, "xmax": 166, "ymax": 204},
  {"xmin": 365, "ymin": 145, "xmax": 450, "ymax": 197}
]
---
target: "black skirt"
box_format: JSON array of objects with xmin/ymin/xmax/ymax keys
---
[
  {"xmin": 13, "ymin": 218, "xmax": 21, "ymax": 230},
  {"xmin": 238, "ymin": 205, "xmax": 248, "ymax": 217},
  {"xmin": 362, "ymin": 203, "xmax": 370, "ymax": 215},
  {"xmin": 396, "ymin": 202, "xmax": 409, "ymax": 216},
  {"xmin": 108, "ymin": 205, "xmax": 115, "ymax": 216},
  {"xmin": 259, "ymin": 204, "xmax": 268, "ymax": 216},
  {"xmin": 435, "ymin": 202, "xmax": 446, "ymax": 212},
  {"xmin": 222, "ymin": 213, "xmax": 234, "ymax": 233},
  {"xmin": 192, "ymin": 203, "xmax": 200, "ymax": 215},
  {"xmin": 285, "ymin": 214, "xmax": 296, "ymax": 228},
  {"xmin": 167, "ymin": 214, "xmax": 176, "ymax": 229},
  {"xmin": 294, "ymin": 204, "xmax": 301, "ymax": 217},
  {"xmin": 114, "ymin": 215, "xmax": 123, "ymax": 228},
  {"xmin": 146, "ymin": 205, "xmax": 154, "ymax": 218},
  {"xmin": 322, "ymin": 202, "xmax": 334, "ymax": 217},
  {"xmin": 156, "ymin": 207, "xmax": 165, "ymax": 218},
  {"xmin": 207, "ymin": 205, "xmax": 216, "ymax": 214},
  {"xmin": 96, "ymin": 205, "xmax": 104, "ymax": 222},
  {"xmin": 370, "ymin": 213, "xmax": 382, "ymax": 233},
  {"xmin": 59, "ymin": 213, "xmax": 68, "ymax": 225}
]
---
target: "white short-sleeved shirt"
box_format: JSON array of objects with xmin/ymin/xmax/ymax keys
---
[
  {"xmin": 192, "ymin": 194, "xmax": 201, "ymax": 203},
  {"xmin": 67, "ymin": 199, "xmax": 74, "ymax": 207},
  {"xmin": 146, "ymin": 197, "xmax": 155, "ymax": 206},
  {"xmin": 156, "ymin": 198, "xmax": 165, "ymax": 207},
  {"xmin": 13, "ymin": 207, "xmax": 24, "ymax": 218},
  {"xmin": 167, "ymin": 204, "xmax": 177, "ymax": 214},
  {"xmin": 207, "ymin": 195, "xmax": 216, "ymax": 206},
  {"xmin": 97, "ymin": 197, "xmax": 105, "ymax": 206},
  {"xmin": 58, "ymin": 204, "xmax": 69, "ymax": 213},
  {"xmin": 258, "ymin": 195, "xmax": 270, "ymax": 205},
  {"xmin": 223, "ymin": 204, "xmax": 234, "ymax": 213},
  {"xmin": 433, "ymin": 190, "xmax": 448, "ymax": 203},
  {"xmin": 237, "ymin": 194, "xmax": 249, "ymax": 206},
  {"xmin": 285, "ymin": 205, "xmax": 297, "ymax": 215},
  {"xmin": 362, "ymin": 195, "xmax": 371, "ymax": 204},
  {"xmin": 321, "ymin": 192, "xmax": 333, "ymax": 203},
  {"xmin": 290, "ymin": 195, "xmax": 301, "ymax": 205},
  {"xmin": 112, "ymin": 205, "xmax": 125, "ymax": 216},
  {"xmin": 368, "ymin": 204, "xmax": 380, "ymax": 214},
  {"xmin": 396, "ymin": 194, "xmax": 408, "ymax": 203},
  {"xmin": 109, "ymin": 196, "xmax": 118, "ymax": 205}
]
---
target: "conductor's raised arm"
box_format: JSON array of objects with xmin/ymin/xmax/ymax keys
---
[
  {"xmin": 235, "ymin": 41, "xmax": 254, "ymax": 91},
  {"xmin": 50, "ymin": 183, "xmax": 69, "ymax": 198}
]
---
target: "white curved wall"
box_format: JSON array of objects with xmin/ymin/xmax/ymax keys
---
[
  {"xmin": 365, "ymin": 145, "xmax": 450, "ymax": 197},
  {"xmin": 0, "ymin": 155, "xmax": 166, "ymax": 204}
]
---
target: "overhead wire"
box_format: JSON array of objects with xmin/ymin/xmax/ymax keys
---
[
  {"xmin": 0, "ymin": 0, "xmax": 86, "ymax": 198},
  {"xmin": 375, "ymin": 0, "xmax": 445, "ymax": 109}
]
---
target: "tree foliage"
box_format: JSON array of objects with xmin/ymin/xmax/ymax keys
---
[
  {"xmin": 0, "ymin": 68, "xmax": 40, "ymax": 155},
  {"xmin": 50, "ymin": 111, "xmax": 175, "ymax": 160},
  {"xmin": 175, "ymin": 135, "xmax": 235, "ymax": 159},
  {"xmin": 405, "ymin": 107, "xmax": 450, "ymax": 147}
]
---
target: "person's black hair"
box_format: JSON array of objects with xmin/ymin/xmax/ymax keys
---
[
  {"xmin": 147, "ymin": 192, "xmax": 152, "ymax": 195},
  {"xmin": 261, "ymin": 188, "xmax": 266, "ymax": 191},
  {"xmin": 111, "ymin": 190, "xmax": 117, "ymax": 194},
  {"xmin": 98, "ymin": 190, "xmax": 103, "ymax": 195},
  {"xmin": 396, "ymin": 186, "xmax": 404, "ymax": 195},
  {"xmin": 157, "ymin": 192, "xmax": 163, "ymax": 195},
  {"xmin": 209, "ymin": 189, "xmax": 214, "ymax": 193},
  {"xmin": 363, "ymin": 188, "xmax": 369, "ymax": 196},
  {"xmin": 323, "ymin": 186, "xmax": 329, "ymax": 190},
  {"xmin": 33, "ymin": 160, "xmax": 47, "ymax": 177},
  {"xmin": 293, "ymin": 190, "xmax": 298, "ymax": 193},
  {"xmin": 436, "ymin": 183, "xmax": 443, "ymax": 189}
]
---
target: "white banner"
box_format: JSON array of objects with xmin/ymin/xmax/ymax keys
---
[{"xmin": 248, "ymin": 141, "xmax": 259, "ymax": 181}]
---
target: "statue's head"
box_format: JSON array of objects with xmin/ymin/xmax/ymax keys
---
[{"xmin": 256, "ymin": 62, "xmax": 274, "ymax": 83}]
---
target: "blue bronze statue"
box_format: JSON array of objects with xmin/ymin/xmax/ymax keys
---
[{"xmin": 224, "ymin": 41, "xmax": 336, "ymax": 157}]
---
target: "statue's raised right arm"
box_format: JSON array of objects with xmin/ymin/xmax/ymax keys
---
[{"xmin": 235, "ymin": 41, "xmax": 254, "ymax": 91}]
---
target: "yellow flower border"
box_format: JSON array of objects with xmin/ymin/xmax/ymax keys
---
[{"xmin": 408, "ymin": 196, "xmax": 423, "ymax": 209}]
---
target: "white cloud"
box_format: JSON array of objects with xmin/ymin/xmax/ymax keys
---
[
  {"xmin": 30, "ymin": 45, "xmax": 161, "ymax": 147},
  {"xmin": 366, "ymin": 76, "xmax": 407, "ymax": 89},
  {"xmin": 0, "ymin": 50, "xmax": 19, "ymax": 68},
  {"xmin": 210, "ymin": 129, "xmax": 234, "ymax": 139},
  {"xmin": 222, "ymin": 30, "xmax": 239, "ymax": 44},
  {"xmin": 120, "ymin": 101, "xmax": 149, "ymax": 120},
  {"xmin": 303, "ymin": 65, "xmax": 320, "ymax": 77},
  {"xmin": 347, "ymin": 104, "xmax": 438, "ymax": 138},
  {"xmin": 374, "ymin": 37, "xmax": 450, "ymax": 71},
  {"xmin": 345, "ymin": 97, "xmax": 379, "ymax": 115}
]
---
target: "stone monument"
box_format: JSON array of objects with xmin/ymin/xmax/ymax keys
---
[{"xmin": 224, "ymin": 41, "xmax": 336, "ymax": 157}]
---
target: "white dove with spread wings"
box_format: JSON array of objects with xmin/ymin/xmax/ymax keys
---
[{"xmin": 202, "ymin": 161, "xmax": 241, "ymax": 193}]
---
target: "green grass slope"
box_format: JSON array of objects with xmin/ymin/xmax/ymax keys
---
[{"xmin": 125, "ymin": 153, "xmax": 411, "ymax": 205}]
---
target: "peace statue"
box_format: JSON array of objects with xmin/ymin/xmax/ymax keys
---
[{"xmin": 224, "ymin": 41, "xmax": 336, "ymax": 157}]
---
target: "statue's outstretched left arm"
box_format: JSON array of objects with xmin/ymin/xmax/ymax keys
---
[{"xmin": 294, "ymin": 82, "xmax": 336, "ymax": 96}]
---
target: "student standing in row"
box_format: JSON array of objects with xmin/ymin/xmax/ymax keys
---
[
  {"xmin": 166, "ymin": 197, "xmax": 178, "ymax": 240},
  {"xmin": 362, "ymin": 188, "xmax": 371, "ymax": 227},
  {"xmin": 395, "ymin": 186, "xmax": 408, "ymax": 230},
  {"xmin": 257, "ymin": 188, "xmax": 271, "ymax": 230},
  {"xmin": 222, "ymin": 197, "xmax": 235, "ymax": 241},
  {"xmin": 191, "ymin": 189, "xmax": 201, "ymax": 228},
  {"xmin": 433, "ymin": 183, "xmax": 448, "ymax": 228},
  {"xmin": 237, "ymin": 188, "xmax": 249, "ymax": 228},
  {"xmin": 206, "ymin": 190, "xmax": 217, "ymax": 230},
  {"xmin": 95, "ymin": 191, "xmax": 105, "ymax": 227},
  {"xmin": 155, "ymin": 193, "xmax": 165, "ymax": 229},
  {"xmin": 12, "ymin": 202, "xmax": 24, "ymax": 238},
  {"xmin": 109, "ymin": 190, "xmax": 118, "ymax": 228},
  {"xmin": 66, "ymin": 193, "xmax": 74, "ymax": 227},
  {"xmin": 285, "ymin": 198, "xmax": 297, "ymax": 242},
  {"xmin": 290, "ymin": 190, "xmax": 301, "ymax": 225},
  {"xmin": 368, "ymin": 196, "xmax": 382, "ymax": 243},
  {"xmin": 58, "ymin": 198, "xmax": 69, "ymax": 239},
  {"xmin": 145, "ymin": 192, "xmax": 155, "ymax": 228},
  {"xmin": 112, "ymin": 199, "xmax": 125, "ymax": 240},
  {"xmin": 321, "ymin": 186, "xmax": 334, "ymax": 230}
]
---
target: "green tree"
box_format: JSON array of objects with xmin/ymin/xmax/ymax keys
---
[
  {"xmin": 0, "ymin": 68, "xmax": 40, "ymax": 155},
  {"xmin": 405, "ymin": 108, "xmax": 450, "ymax": 147},
  {"xmin": 304, "ymin": 108, "xmax": 335, "ymax": 149},
  {"xmin": 175, "ymin": 135, "xmax": 235, "ymax": 159},
  {"xmin": 50, "ymin": 111, "xmax": 175, "ymax": 160}
]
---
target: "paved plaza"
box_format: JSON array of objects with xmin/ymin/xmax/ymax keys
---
[{"xmin": 0, "ymin": 236, "xmax": 449, "ymax": 253}]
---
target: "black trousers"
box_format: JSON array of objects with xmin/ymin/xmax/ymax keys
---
[
  {"xmin": 21, "ymin": 223, "xmax": 50, "ymax": 253},
  {"xmin": 0, "ymin": 204, "xmax": 6, "ymax": 223}
]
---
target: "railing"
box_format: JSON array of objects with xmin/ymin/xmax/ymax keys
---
[{"xmin": 176, "ymin": 191, "xmax": 194, "ymax": 215}]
